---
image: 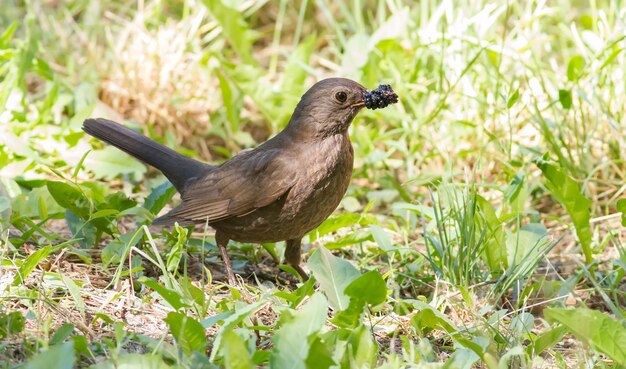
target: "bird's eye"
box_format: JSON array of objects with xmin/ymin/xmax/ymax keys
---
[{"xmin": 335, "ymin": 91, "xmax": 348, "ymax": 103}]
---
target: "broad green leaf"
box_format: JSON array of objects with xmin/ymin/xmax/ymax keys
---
[
  {"xmin": 567, "ymin": 55, "xmax": 585, "ymax": 81},
  {"xmin": 332, "ymin": 271, "xmax": 387, "ymax": 328},
  {"xmin": 89, "ymin": 209, "xmax": 119, "ymax": 219},
  {"xmin": 201, "ymin": 0, "xmax": 256, "ymax": 64},
  {"xmin": 101, "ymin": 233, "xmax": 132, "ymax": 268},
  {"xmin": 66, "ymin": 210, "xmax": 97, "ymax": 249},
  {"xmin": 307, "ymin": 246, "xmax": 360, "ymax": 310},
  {"xmin": 342, "ymin": 325, "xmax": 377, "ymax": 368},
  {"xmin": 558, "ymin": 89, "xmax": 572, "ymax": 109},
  {"xmin": 0, "ymin": 311, "xmax": 25, "ymax": 338},
  {"xmin": 345, "ymin": 270, "xmax": 387, "ymax": 306},
  {"xmin": 86, "ymin": 147, "xmax": 147, "ymax": 180},
  {"xmin": 210, "ymin": 300, "xmax": 265, "ymax": 361},
  {"xmin": 11, "ymin": 187, "xmax": 63, "ymax": 219},
  {"xmin": 139, "ymin": 277, "xmax": 188, "ymax": 311},
  {"xmin": 506, "ymin": 224, "xmax": 549, "ymax": 268},
  {"xmin": 25, "ymin": 342, "xmax": 75, "ymax": 369},
  {"xmin": 309, "ymin": 213, "xmax": 375, "ymax": 242},
  {"xmin": 72, "ymin": 335, "xmax": 90, "ymax": 357},
  {"xmin": 369, "ymin": 225, "xmax": 394, "ymax": 253},
  {"xmin": 164, "ymin": 312, "xmax": 207, "ymax": 355},
  {"xmin": 143, "ymin": 181, "xmax": 176, "ymax": 216},
  {"xmin": 443, "ymin": 348, "xmax": 479, "ymax": 369},
  {"xmin": 526, "ymin": 325, "xmax": 567, "ymax": 357},
  {"xmin": 46, "ymin": 181, "xmax": 88, "ymax": 218},
  {"xmin": 411, "ymin": 307, "xmax": 457, "ymax": 336},
  {"xmin": 221, "ymin": 329, "xmax": 254, "ymax": 369},
  {"xmin": 324, "ymin": 229, "xmax": 372, "ymax": 250},
  {"xmin": 50, "ymin": 324, "xmax": 75, "ymax": 345},
  {"xmin": 270, "ymin": 293, "xmax": 328, "ymax": 369},
  {"xmin": 103, "ymin": 192, "xmax": 136, "ymax": 212},
  {"xmin": 545, "ymin": 308, "xmax": 626, "ymax": 364},
  {"xmin": 535, "ymin": 158, "xmax": 593, "ymax": 263},
  {"xmin": 305, "ymin": 335, "xmax": 335, "ymax": 369}
]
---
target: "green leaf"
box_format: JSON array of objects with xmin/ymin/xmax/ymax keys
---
[
  {"xmin": 307, "ymin": 246, "xmax": 360, "ymax": 310},
  {"xmin": 340, "ymin": 325, "xmax": 377, "ymax": 368},
  {"xmin": 46, "ymin": 181, "xmax": 88, "ymax": 218},
  {"xmin": 309, "ymin": 213, "xmax": 376, "ymax": 242},
  {"xmin": 0, "ymin": 22, "xmax": 18, "ymax": 49},
  {"xmin": 143, "ymin": 182, "xmax": 176, "ymax": 216},
  {"xmin": 50, "ymin": 324, "xmax": 75, "ymax": 345},
  {"xmin": 476, "ymin": 195, "xmax": 506, "ymax": 271},
  {"xmin": 305, "ymin": 335, "xmax": 335, "ymax": 369},
  {"xmin": 0, "ymin": 311, "xmax": 25, "ymax": 338},
  {"xmin": 535, "ymin": 157, "xmax": 593, "ymax": 263},
  {"xmin": 369, "ymin": 225, "xmax": 395, "ymax": 253},
  {"xmin": 567, "ymin": 55, "xmax": 585, "ymax": 81},
  {"xmin": 227, "ymin": 64, "xmax": 279, "ymax": 128},
  {"xmin": 279, "ymin": 35, "xmax": 316, "ymax": 126},
  {"xmin": 270, "ymin": 293, "xmax": 328, "ymax": 369},
  {"xmin": 617, "ymin": 198, "xmax": 626, "ymax": 227},
  {"xmin": 411, "ymin": 307, "xmax": 457, "ymax": 336},
  {"xmin": 86, "ymin": 146, "xmax": 147, "ymax": 180},
  {"xmin": 331, "ymin": 271, "xmax": 386, "ymax": 328},
  {"xmin": 103, "ymin": 191, "xmax": 136, "ymax": 212},
  {"xmin": 166, "ymin": 224, "xmax": 188, "ymax": 273},
  {"xmin": 164, "ymin": 312, "xmax": 207, "ymax": 355},
  {"xmin": 89, "ymin": 209, "xmax": 119, "ymax": 219},
  {"xmin": 13, "ymin": 244, "xmax": 64, "ymax": 285},
  {"xmin": 506, "ymin": 224, "xmax": 550, "ymax": 268},
  {"xmin": 139, "ymin": 277, "xmax": 188, "ymax": 310},
  {"xmin": 210, "ymin": 300, "xmax": 265, "ymax": 361},
  {"xmin": 25, "ymin": 342, "xmax": 75, "ymax": 369},
  {"xmin": 201, "ymin": 0, "xmax": 256, "ymax": 64},
  {"xmin": 507, "ymin": 89, "xmax": 519, "ymax": 108},
  {"xmin": 526, "ymin": 325, "xmax": 567, "ymax": 357},
  {"xmin": 66, "ymin": 210, "xmax": 97, "ymax": 249},
  {"xmin": 345, "ymin": 270, "xmax": 387, "ymax": 306},
  {"xmin": 558, "ymin": 89, "xmax": 572, "ymax": 109},
  {"xmin": 216, "ymin": 70, "xmax": 244, "ymax": 134},
  {"xmin": 545, "ymin": 308, "xmax": 626, "ymax": 364},
  {"xmin": 61, "ymin": 275, "xmax": 86, "ymax": 315},
  {"xmin": 221, "ymin": 329, "xmax": 254, "ymax": 369}
]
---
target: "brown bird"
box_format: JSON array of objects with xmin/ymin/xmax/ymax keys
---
[{"xmin": 83, "ymin": 78, "xmax": 398, "ymax": 284}]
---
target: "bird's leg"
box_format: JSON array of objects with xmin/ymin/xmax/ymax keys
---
[
  {"xmin": 215, "ymin": 231, "xmax": 237, "ymax": 285},
  {"xmin": 285, "ymin": 238, "xmax": 309, "ymax": 281}
]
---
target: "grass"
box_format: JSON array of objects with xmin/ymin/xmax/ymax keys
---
[{"xmin": 1, "ymin": 0, "xmax": 626, "ymax": 368}]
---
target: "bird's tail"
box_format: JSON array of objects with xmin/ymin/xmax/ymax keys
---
[{"xmin": 82, "ymin": 118, "xmax": 209, "ymax": 191}]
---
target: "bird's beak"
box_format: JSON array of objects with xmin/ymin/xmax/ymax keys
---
[{"xmin": 351, "ymin": 101, "xmax": 365, "ymax": 108}]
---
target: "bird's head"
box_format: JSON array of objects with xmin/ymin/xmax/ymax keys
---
[{"xmin": 286, "ymin": 78, "xmax": 368, "ymax": 139}]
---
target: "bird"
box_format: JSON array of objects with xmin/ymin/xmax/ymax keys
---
[{"xmin": 83, "ymin": 78, "xmax": 398, "ymax": 285}]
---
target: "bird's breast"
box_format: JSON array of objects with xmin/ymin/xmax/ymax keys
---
[
  {"xmin": 215, "ymin": 133, "xmax": 354, "ymax": 243},
  {"xmin": 281, "ymin": 133, "xmax": 354, "ymax": 228}
]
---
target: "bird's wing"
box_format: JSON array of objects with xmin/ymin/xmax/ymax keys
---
[{"xmin": 154, "ymin": 148, "xmax": 296, "ymax": 225}]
